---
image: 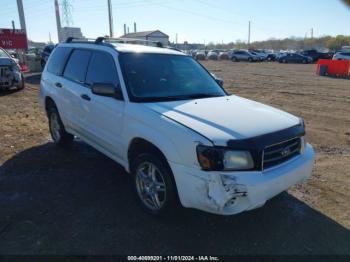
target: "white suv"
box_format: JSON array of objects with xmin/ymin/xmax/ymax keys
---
[{"xmin": 39, "ymin": 38, "xmax": 315, "ymax": 216}]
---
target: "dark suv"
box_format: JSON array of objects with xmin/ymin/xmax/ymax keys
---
[
  {"xmin": 41, "ymin": 44, "xmax": 55, "ymax": 68},
  {"xmin": 300, "ymin": 50, "xmax": 332, "ymax": 62}
]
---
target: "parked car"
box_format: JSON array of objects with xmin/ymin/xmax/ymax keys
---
[
  {"xmin": 195, "ymin": 51, "xmax": 206, "ymax": 61},
  {"xmin": 218, "ymin": 51, "xmax": 230, "ymax": 60},
  {"xmin": 231, "ymin": 50, "xmax": 259, "ymax": 62},
  {"xmin": 207, "ymin": 51, "xmax": 218, "ymax": 60},
  {"xmin": 332, "ymin": 52, "xmax": 350, "ymax": 61},
  {"xmin": 300, "ymin": 50, "xmax": 332, "ymax": 62},
  {"xmin": 39, "ymin": 39, "xmax": 315, "ymax": 216},
  {"xmin": 250, "ymin": 50, "xmax": 268, "ymax": 61},
  {"xmin": 266, "ymin": 53, "xmax": 277, "ymax": 61},
  {"xmin": 278, "ymin": 53, "xmax": 312, "ymax": 64},
  {"xmin": 41, "ymin": 44, "xmax": 55, "ymax": 68},
  {"xmin": 0, "ymin": 47, "xmax": 25, "ymax": 91},
  {"xmin": 250, "ymin": 51, "xmax": 265, "ymax": 61}
]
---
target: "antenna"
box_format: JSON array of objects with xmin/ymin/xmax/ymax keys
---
[{"xmin": 61, "ymin": 0, "xmax": 73, "ymax": 27}]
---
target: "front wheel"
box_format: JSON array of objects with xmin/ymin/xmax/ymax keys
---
[
  {"xmin": 132, "ymin": 153, "xmax": 179, "ymax": 216},
  {"xmin": 47, "ymin": 106, "xmax": 74, "ymax": 147},
  {"xmin": 17, "ymin": 75, "xmax": 25, "ymax": 90},
  {"xmin": 248, "ymin": 57, "xmax": 253, "ymax": 62}
]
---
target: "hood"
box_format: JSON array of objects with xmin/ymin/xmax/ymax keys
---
[
  {"xmin": 0, "ymin": 58, "xmax": 15, "ymax": 66},
  {"xmin": 144, "ymin": 95, "xmax": 300, "ymax": 146}
]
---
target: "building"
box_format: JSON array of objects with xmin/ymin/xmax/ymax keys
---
[
  {"xmin": 120, "ymin": 30, "xmax": 169, "ymax": 46},
  {"xmin": 59, "ymin": 27, "xmax": 84, "ymax": 42}
]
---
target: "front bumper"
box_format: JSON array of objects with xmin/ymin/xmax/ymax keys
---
[
  {"xmin": 0, "ymin": 70, "xmax": 22, "ymax": 89},
  {"xmin": 169, "ymin": 144, "xmax": 315, "ymax": 215}
]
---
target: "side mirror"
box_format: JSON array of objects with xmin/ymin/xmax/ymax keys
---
[
  {"xmin": 91, "ymin": 83, "xmax": 123, "ymax": 100},
  {"xmin": 215, "ymin": 78, "xmax": 224, "ymax": 87},
  {"xmin": 211, "ymin": 73, "xmax": 224, "ymax": 87}
]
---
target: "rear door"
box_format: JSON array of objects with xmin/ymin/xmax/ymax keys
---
[
  {"xmin": 60, "ymin": 49, "xmax": 92, "ymax": 135},
  {"xmin": 41, "ymin": 46, "xmax": 72, "ymax": 125},
  {"xmin": 82, "ymin": 50, "xmax": 125, "ymax": 160}
]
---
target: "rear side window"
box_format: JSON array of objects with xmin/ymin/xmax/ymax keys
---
[
  {"xmin": 47, "ymin": 47, "xmax": 71, "ymax": 75},
  {"xmin": 85, "ymin": 51, "xmax": 119, "ymax": 86},
  {"xmin": 63, "ymin": 49, "xmax": 91, "ymax": 83}
]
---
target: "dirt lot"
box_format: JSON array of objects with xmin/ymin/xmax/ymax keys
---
[{"xmin": 0, "ymin": 62, "xmax": 349, "ymax": 255}]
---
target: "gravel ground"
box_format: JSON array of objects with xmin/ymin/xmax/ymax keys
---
[{"xmin": 0, "ymin": 63, "xmax": 349, "ymax": 255}]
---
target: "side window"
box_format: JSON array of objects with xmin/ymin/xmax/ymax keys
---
[
  {"xmin": 47, "ymin": 47, "xmax": 71, "ymax": 75},
  {"xmin": 63, "ymin": 49, "xmax": 91, "ymax": 83},
  {"xmin": 85, "ymin": 51, "xmax": 119, "ymax": 86}
]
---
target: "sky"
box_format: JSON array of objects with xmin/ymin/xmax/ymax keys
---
[{"xmin": 0, "ymin": 0, "xmax": 349, "ymax": 44}]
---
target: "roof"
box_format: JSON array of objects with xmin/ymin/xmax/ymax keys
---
[
  {"xmin": 111, "ymin": 43, "xmax": 185, "ymax": 55},
  {"xmin": 121, "ymin": 30, "xmax": 169, "ymax": 38},
  {"xmin": 59, "ymin": 42, "xmax": 185, "ymax": 56}
]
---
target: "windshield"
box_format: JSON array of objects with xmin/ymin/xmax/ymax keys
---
[
  {"xmin": 119, "ymin": 53, "xmax": 226, "ymax": 102},
  {"xmin": 0, "ymin": 49, "xmax": 10, "ymax": 58}
]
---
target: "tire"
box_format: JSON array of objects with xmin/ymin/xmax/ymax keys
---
[
  {"xmin": 283, "ymin": 59, "xmax": 287, "ymax": 63},
  {"xmin": 248, "ymin": 57, "xmax": 253, "ymax": 62},
  {"xmin": 47, "ymin": 105, "xmax": 74, "ymax": 147},
  {"xmin": 131, "ymin": 152, "xmax": 179, "ymax": 216},
  {"xmin": 17, "ymin": 75, "xmax": 25, "ymax": 90},
  {"xmin": 232, "ymin": 57, "xmax": 238, "ymax": 62},
  {"xmin": 302, "ymin": 60, "xmax": 307, "ymax": 64}
]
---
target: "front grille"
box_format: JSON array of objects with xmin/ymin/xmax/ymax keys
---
[
  {"xmin": 263, "ymin": 137, "xmax": 301, "ymax": 169},
  {"xmin": 0, "ymin": 67, "xmax": 5, "ymax": 77},
  {"xmin": 0, "ymin": 66, "xmax": 10, "ymax": 77}
]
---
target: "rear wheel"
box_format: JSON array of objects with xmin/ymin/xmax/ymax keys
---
[
  {"xmin": 283, "ymin": 59, "xmax": 287, "ymax": 63},
  {"xmin": 47, "ymin": 106, "xmax": 74, "ymax": 147},
  {"xmin": 132, "ymin": 153, "xmax": 179, "ymax": 216},
  {"xmin": 231, "ymin": 56, "xmax": 238, "ymax": 62},
  {"xmin": 248, "ymin": 57, "xmax": 253, "ymax": 62}
]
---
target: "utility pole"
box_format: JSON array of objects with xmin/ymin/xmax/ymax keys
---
[
  {"xmin": 107, "ymin": 0, "xmax": 114, "ymax": 37},
  {"xmin": 16, "ymin": 0, "xmax": 28, "ymax": 65},
  {"xmin": 54, "ymin": 0, "xmax": 62, "ymax": 42},
  {"xmin": 311, "ymin": 28, "xmax": 314, "ymax": 39},
  {"xmin": 248, "ymin": 21, "xmax": 251, "ymax": 46},
  {"xmin": 11, "ymin": 20, "xmax": 15, "ymax": 30},
  {"xmin": 16, "ymin": 0, "xmax": 27, "ymax": 34}
]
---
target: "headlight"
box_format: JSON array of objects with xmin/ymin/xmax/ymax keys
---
[
  {"xmin": 299, "ymin": 118, "xmax": 307, "ymax": 153},
  {"xmin": 196, "ymin": 145, "xmax": 254, "ymax": 171}
]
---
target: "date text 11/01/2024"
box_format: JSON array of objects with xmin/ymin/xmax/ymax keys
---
[{"xmin": 127, "ymin": 256, "xmax": 220, "ymax": 261}]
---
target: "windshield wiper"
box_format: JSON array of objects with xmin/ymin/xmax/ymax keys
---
[
  {"xmin": 134, "ymin": 93, "xmax": 224, "ymax": 103},
  {"xmin": 184, "ymin": 93, "xmax": 224, "ymax": 99}
]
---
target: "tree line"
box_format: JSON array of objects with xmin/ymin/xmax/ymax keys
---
[{"xmin": 206, "ymin": 35, "xmax": 350, "ymax": 51}]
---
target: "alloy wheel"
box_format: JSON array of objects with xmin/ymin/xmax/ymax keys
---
[
  {"xmin": 135, "ymin": 161, "xmax": 167, "ymax": 210},
  {"xmin": 50, "ymin": 112, "xmax": 61, "ymax": 142}
]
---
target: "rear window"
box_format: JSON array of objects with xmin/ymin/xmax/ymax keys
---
[
  {"xmin": 47, "ymin": 47, "xmax": 71, "ymax": 75},
  {"xmin": 63, "ymin": 49, "xmax": 92, "ymax": 83}
]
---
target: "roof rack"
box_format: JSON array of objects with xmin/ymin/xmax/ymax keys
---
[
  {"xmin": 65, "ymin": 36, "xmax": 164, "ymax": 48},
  {"xmin": 65, "ymin": 37, "xmax": 98, "ymax": 43}
]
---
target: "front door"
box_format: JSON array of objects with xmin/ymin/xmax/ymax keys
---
[{"xmin": 83, "ymin": 50, "xmax": 125, "ymax": 161}]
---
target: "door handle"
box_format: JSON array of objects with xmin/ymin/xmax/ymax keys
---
[
  {"xmin": 55, "ymin": 82, "xmax": 62, "ymax": 88},
  {"xmin": 81, "ymin": 94, "xmax": 91, "ymax": 101}
]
